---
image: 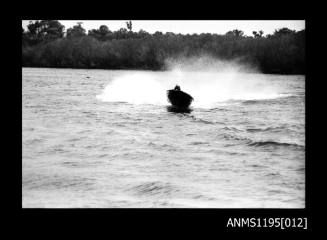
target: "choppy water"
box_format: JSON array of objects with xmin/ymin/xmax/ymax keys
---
[{"xmin": 22, "ymin": 68, "xmax": 305, "ymax": 208}]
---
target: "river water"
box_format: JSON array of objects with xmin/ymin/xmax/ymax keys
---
[{"xmin": 22, "ymin": 67, "xmax": 305, "ymax": 208}]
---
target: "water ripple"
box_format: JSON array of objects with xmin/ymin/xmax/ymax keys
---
[
  {"xmin": 129, "ymin": 181, "xmax": 179, "ymax": 197},
  {"xmin": 248, "ymin": 141, "xmax": 304, "ymax": 149}
]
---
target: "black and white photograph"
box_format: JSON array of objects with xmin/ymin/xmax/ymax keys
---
[{"xmin": 22, "ymin": 20, "xmax": 305, "ymax": 209}]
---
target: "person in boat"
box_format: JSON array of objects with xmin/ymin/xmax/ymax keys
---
[{"xmin": 174, "ymin": 85, "xmax": 181, "ymax": 91}]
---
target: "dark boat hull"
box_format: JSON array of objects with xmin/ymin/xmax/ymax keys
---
[
  {"xmin": 167, "ymin": 90, "xmax": 193, "ymax": 108},
  {"xmin": 166, "ymin": 105, "xmax": 192, "ymax": 113}
]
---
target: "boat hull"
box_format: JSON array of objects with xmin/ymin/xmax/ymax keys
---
[{"xmin": 167, "ymin": 90, "xmax": 193, "ymax": 108}]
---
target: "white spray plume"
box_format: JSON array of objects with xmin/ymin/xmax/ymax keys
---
[
  {"xmin": 96, "ymin": 72, "xmax": 167, "ymax": 105},
  {"xmin": 96, "ymin": 55, "xmax": 285, "ymax": 108}
]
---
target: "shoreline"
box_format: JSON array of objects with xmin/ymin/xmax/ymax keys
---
[{"xmin": 22, "ymin": 66, "xmax": 305, "ymax": 76}]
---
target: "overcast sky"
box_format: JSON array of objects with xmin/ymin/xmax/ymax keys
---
[{"xmin": 22, "ymin": 20, "xmax": 305, "ymax": 36}]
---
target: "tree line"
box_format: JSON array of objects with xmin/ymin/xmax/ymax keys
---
[{"xmin": 22, "ymin": 20, "xmax": 305, "ymax": 74}]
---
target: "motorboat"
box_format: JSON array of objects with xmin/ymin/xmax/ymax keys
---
[{"xmin": 167, "ymin": 85, "xmax": 193, "ymax": 109}]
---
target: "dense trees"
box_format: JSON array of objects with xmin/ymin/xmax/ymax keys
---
[
  {"xmin": 22, "ymin": 21, "xmax": 305, "ymax": 74},
  {"xmin": 66, "ymin": 22, "xmax": 86, "ymax": 38},
  {"xmin": 22, "ymin": 20, "xmax": 65, "ymax": 46}
]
